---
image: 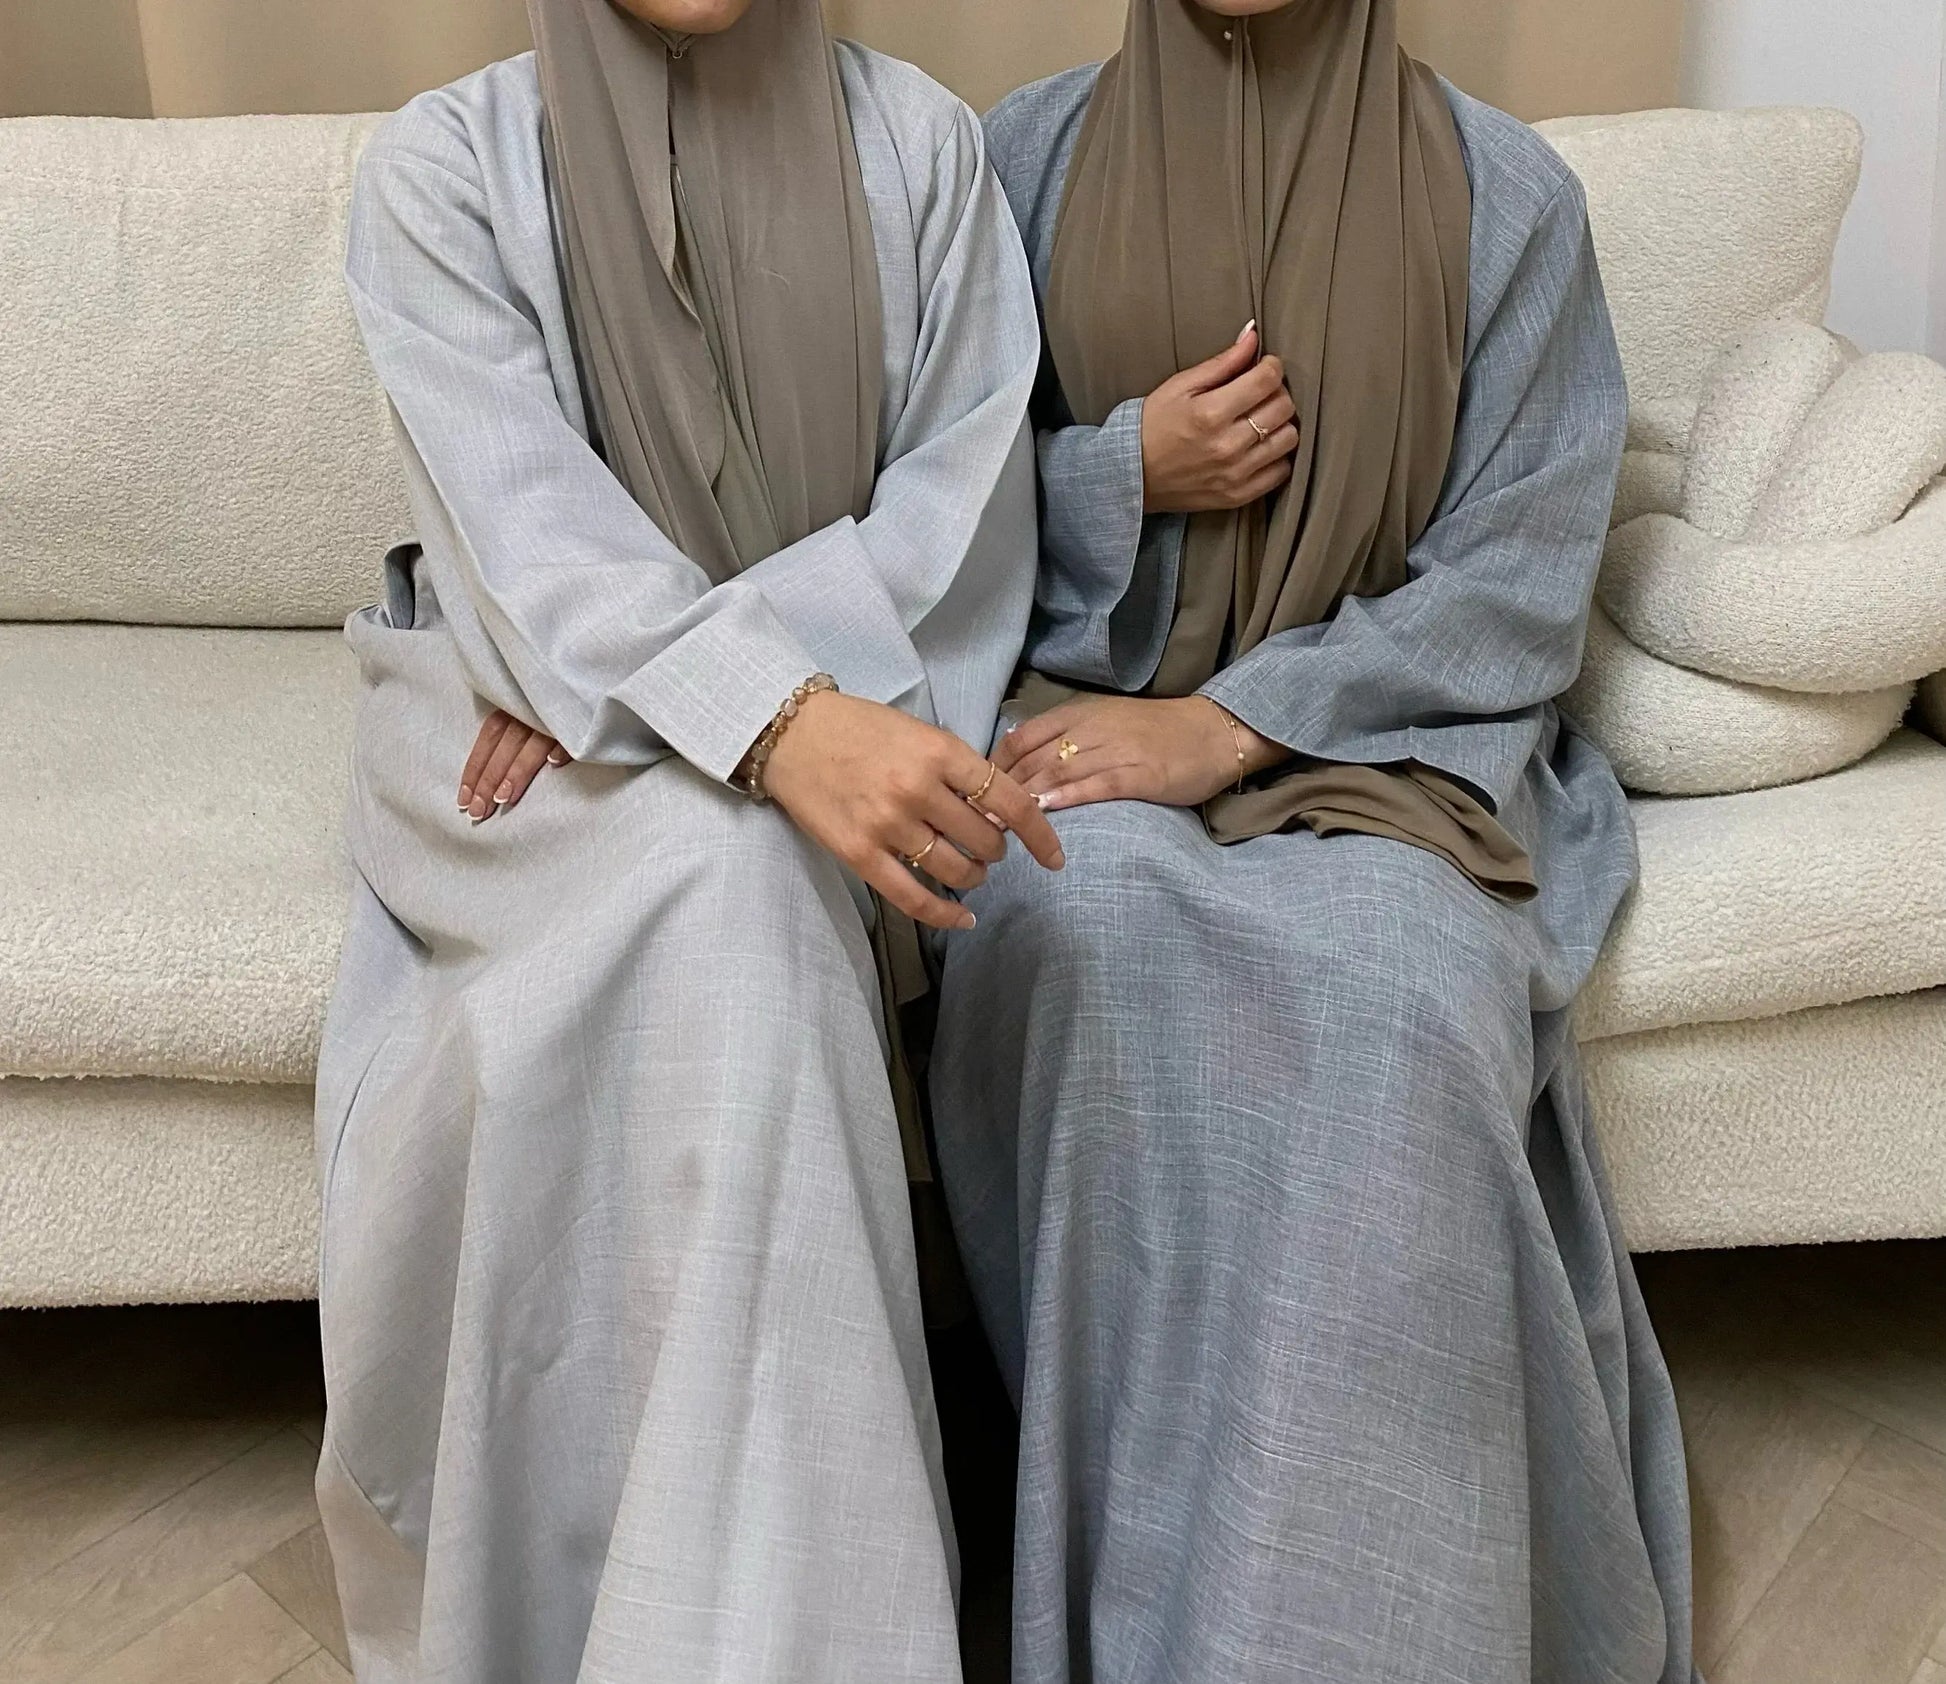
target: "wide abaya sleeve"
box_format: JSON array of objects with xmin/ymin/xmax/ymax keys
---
[
  {"xmin": 344, "ymin": 88, "xmax": 1036, "ymax": 780},
  {"xmin": 982, "ymin": 70, "xmax": 1184, "ymax": 695},
  {"xmin": 1199, "ymin": 161, "xmax": 1626, "ymax": 816}
]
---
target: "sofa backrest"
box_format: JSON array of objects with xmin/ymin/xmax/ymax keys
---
[
  {"xmin": 1537, "ymin": 106, "xmax": 1862, "ymax": 405},
  {"xmin": 0, "ymin": 100, "xmax": 1862, "ymax": 627},
  {"xmin": 0, "ymin": 113, "xmax": 409, "ymax": 628}
]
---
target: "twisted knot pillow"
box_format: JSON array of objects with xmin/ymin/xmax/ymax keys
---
[{"xmin": 1567, "ymin": 323, "xmax": 1946, "ymax": 794}]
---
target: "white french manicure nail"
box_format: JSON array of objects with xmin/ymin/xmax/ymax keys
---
[{"xmin": 1239, "ymin": 318, "xmax": 1257, "ymax": 342}]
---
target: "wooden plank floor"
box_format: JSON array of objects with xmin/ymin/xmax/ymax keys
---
[{"xmin": 0, "ymin": 1241, "xmax": 1941, "ymax": 1682}]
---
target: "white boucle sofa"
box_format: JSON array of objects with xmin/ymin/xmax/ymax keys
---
[{"xmin": 2, "ymin": 102, "xmax": 1942, "ymax": 1306}]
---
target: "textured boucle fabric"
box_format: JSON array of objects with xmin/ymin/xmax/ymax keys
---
[
  {"xmin": 1586, "ymin": 990, "xmax": 1946, "ymax": 1252},
  {"xmin": 1746, "ymin": 352, "xmax": 1946, "ymax": 541},
  {"xmin": 1597, "ymin": 322, "xmax": 1946, "ymax": 699},
  {"xmin": 1612, "ymin": 449, "xmax": 1685, "ymax": 529},
  {"xmin": 1682, "ymin": 322, "xmax": 1852, "ymax": 539},
  {"xmin": 1603, "ymin": 480, "xmax": 1946, "ymax": 692},
  {"xmin": 1678, "ymin": 322, "xmax": 1946, "ymax": 550},
  {"xmin": 1538, "ymin": 106, "xmax": 1860, "ymax": 403},
  {"xmin": 1626, "ymin": 397, "xmax": 1699, "ymax": 456},
  {"xmin": 0, "ymin": 113, "xmax": 409, "ymax": 627},
  {"xmin": 1565, "ymin": 602, "xmax": 1912, "ymax": 796},
  {"xmin": 0, "ymin": 1078, "xmax": 317, "ymax": 1307},
  {"xmin": 0, "ymin": 625, "xmax": 358, "ymax": 1080},
  {"xmin": 1579, "ymin": 732, "xmax": 1946, "ymax": 1040}
]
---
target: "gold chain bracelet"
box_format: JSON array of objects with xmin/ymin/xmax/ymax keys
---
[
  {"xmin": 739, "ymin": 673, "xmax": 838, "ymax": 803},
  {"xmin": 1206, "ymin": 697, "xmax": 1248, "ymax": 794}
]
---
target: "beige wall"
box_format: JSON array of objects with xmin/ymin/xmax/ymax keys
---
[
  {"xmin": 1, "ymin": 0, "xmax": 1682, "ymax": 124},
  {"xmin": 1402, "ymin": 0, "xmax": 1687, "ymax": 121},
  {"xmin": 0, "ymin": 0, "xmax": 154, "ymax": 118},
  {"xmin": 833, "ymin": 0, "xmax": 1687, "ymax": 121},
  {"xmin": 135, "ymin": 0, "xmax": 532, "ymax": 118}
]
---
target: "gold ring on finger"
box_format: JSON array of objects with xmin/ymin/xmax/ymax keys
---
[
  {"xmin": 1057, "ymin": 738, "xmax": 1082, "ymax": 762},
  {"xmin": 963, "ymin": 763, "xmax": 998, "ymax": 806},
  {"xmin": 904, "ymin": 834, "xmax": 940, "ymax": 871},
  {"xmin": 1246, "ymin": 415, "xmax": 1270, "ymax": 444}
]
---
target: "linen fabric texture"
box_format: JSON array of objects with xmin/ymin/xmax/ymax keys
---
[
  {"xmin": 931, "ymin": 62, "xmax": 1699, "ymax": 1684},
  {"xmin": 315, "ymin": 43, "xmax": 1039, "ymax": 1683}
]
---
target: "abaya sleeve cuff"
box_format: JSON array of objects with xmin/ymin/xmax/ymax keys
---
[
  {"xmin": 739, "ymin": 516, "xmax": 930, "ymax": 714},
  {"xmin": 1028, "ymin": 399, "xmax": 1183, "ymax": 691},
  {"xmin": 603, "ymin": 578, "xmax": 825, "ymax": 784}
]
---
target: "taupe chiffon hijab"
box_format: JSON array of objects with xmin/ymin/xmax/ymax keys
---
[
  {"xmin": 527, "ymin": 0, "xmax": 881, "ymax": 578},
  {"xmin": 1035, "ymin": 0, "xmax": 1535, "ymax": 900},
  {"xmin": 528, "ymin": 1, "xmax": 965, "ymax": 1236}
]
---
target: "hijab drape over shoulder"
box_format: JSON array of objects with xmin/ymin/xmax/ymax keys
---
[
  {"xmin": 1039, "ymin": 0, "xmax": 1533, "ymax": 899},
  {"xmin": 527, "ymin": 0, "xmax": 959, "ymax": 1219},
  {"xmin": 527, "ymin": 0, "xmax": 881, "ymax": 579}
]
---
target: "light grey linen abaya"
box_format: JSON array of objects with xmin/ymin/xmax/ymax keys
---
[
  {"xmin": 313, "ymin": 44, "xmax": 1038, "ymax": 1684},
  {"xmin": 930, "ymin": 67, "xmax": 1700, "ymax": 1684}
]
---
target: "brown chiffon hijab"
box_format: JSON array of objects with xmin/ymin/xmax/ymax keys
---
[
  {"xmin": 527, "ymin": 0, "xmax": 881, "ymax": 578},
  {"xmin": 1035, "ymin": 0, "xmax": 1535, "ymax": 900}
]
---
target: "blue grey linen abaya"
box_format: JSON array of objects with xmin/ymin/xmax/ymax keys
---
[
  {"xmin": 930, "ymin": 67, "xmax": 1699, "ymax": 1684},
  {"xmin": 313, "ymin": 45, "xmax": 1039, "ymax": 1684}
]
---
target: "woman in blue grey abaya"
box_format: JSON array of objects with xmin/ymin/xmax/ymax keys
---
[{"xmin": 928, "ymin": 1, "xmax": 1701, "ymax": 1679}]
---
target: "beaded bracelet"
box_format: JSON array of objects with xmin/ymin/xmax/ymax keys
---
[{"xmin": 739, "ymin": 673, "xmax": 838, "ymax": 802}]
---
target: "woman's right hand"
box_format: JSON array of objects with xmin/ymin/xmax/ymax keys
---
[
  {"xmin": 760, "ymin": 690, "xmax": 1065, "ymax": 932},
  {"xmin": 1139, "ymin": 323, "xmax": 1300, "ymax": 514}
]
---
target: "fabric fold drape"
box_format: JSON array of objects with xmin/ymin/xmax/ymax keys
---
[{"xmin": 529, "ymin": 0, "xmax": 881, "ymax": 578}]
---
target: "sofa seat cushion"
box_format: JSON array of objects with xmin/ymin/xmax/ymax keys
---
[
  {"xmin": 0, "ymin": 624, "xmax": 358, "ymax": 1082},
  {"xmin": 1586, "ymin": 989, "xmax": 1946, "ymax": 1251},
  {"xmin": 1579, "ymin": 731, "xmax": 1946, "ymax": 1041},
  {"xmin": 0, "ymin": 1077, "xmax": 317, "ymax": 1307}
]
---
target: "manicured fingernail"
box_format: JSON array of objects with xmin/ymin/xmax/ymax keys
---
[
  {"xmin": 961, "ymin": 913, "xmax": 977, "ymax": 930},
  {"xmin": 458, "ymin": 785, "xmax": 472, "ymax": 808},
  {"xmin": 494, "ymin": 781, "xmax": 513, "ymax": 802},
  {"xmin": 1239, "ymin": 318, "xmax": 1256, "ymax": 341},
  {"xmin": 469, "ymin": 797, "xmax": 488, "ymax": 819},
  {"xmin": 547, "ymin": 750, "xmax": 568, "ymax": 765},
  {"xmin": 1036, "ymin": 793, "xmax": 1054, "ymax": 809}
]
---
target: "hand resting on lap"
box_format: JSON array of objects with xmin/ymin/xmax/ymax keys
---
[{"xmin": 457, "ymin": 691, "xmax": 1064, "ymax": 932}]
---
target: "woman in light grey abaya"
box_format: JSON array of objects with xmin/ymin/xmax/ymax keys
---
[
  {"xmin": 929, "ymin": 1, "xmax": 1701, "ymax": 1680},
  {"xmin": 312, "ymin": 0, "xmax": 1063, "ymax": 1678}
]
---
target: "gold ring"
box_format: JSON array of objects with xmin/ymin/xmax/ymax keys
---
[
  {"xmin": 1246, "ymin": 415, "xmax": 1270, "ymax": 444},
  {"xmin": 963, "ymin": 763, "xmax": 998, "ymax": 805},
  {"xmin": 904, "ymin": 834, "xmax": 940, "ymax": 870},
  {"xmin": 1057, "ymin": 739, "xmax": 1082, "ymax": 762}
]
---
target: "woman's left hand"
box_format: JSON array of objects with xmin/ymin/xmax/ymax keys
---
[
  {"xmin": 460, "ymin": 710, "xmax": 571, "ymax": 822},
  {"xmin": 994, "ymin": 695, "xmax": 1283, "ymax": 813}
]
